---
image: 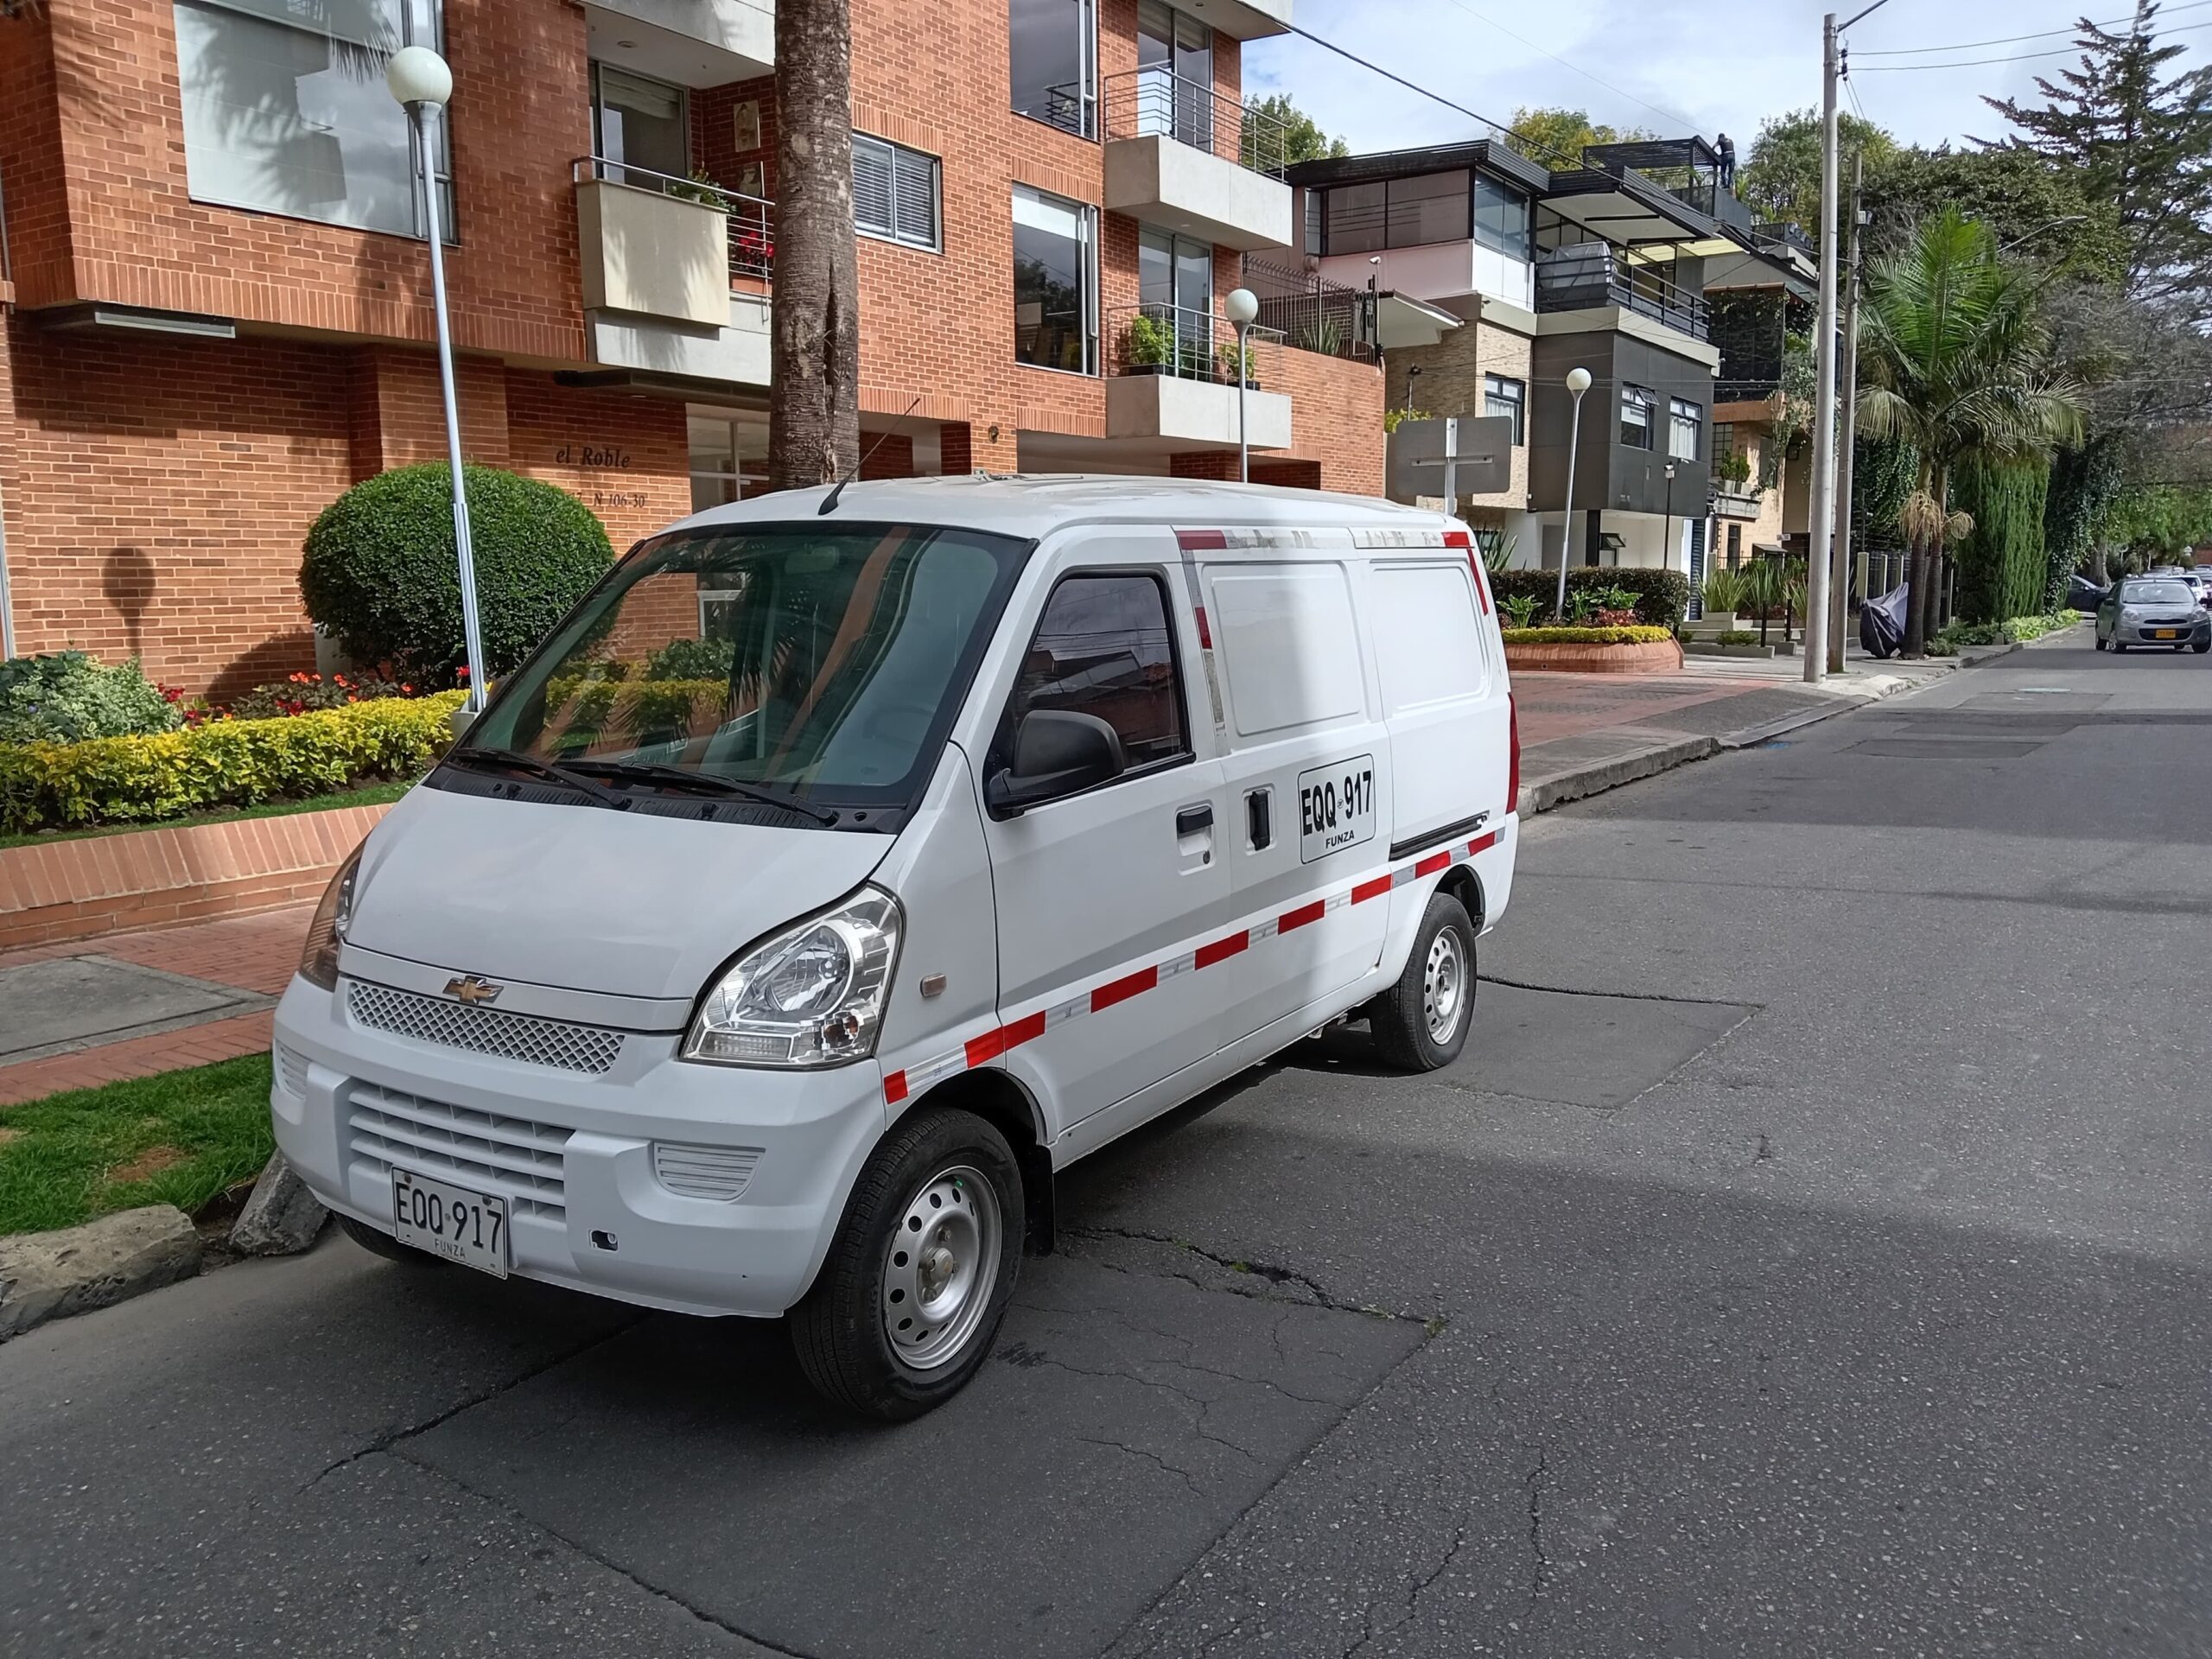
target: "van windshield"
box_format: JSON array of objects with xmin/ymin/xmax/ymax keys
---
[{"xmin": 465, "ymin": 521, "xmax": 1028, "ymax": 812}]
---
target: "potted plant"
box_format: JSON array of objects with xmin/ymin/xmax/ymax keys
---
[
  {"xmin": 1715, "ymin": 451, "xmax": 1754, "ymax": 491},
  {"xmin": 1123, "ymin": 312, "xmax": 1173, "ymax": 375},
  {"xmin": 1700, "ymin": 566, "xmax": 1744, "ymax": 631},
  {"xmin": 1217, "ymin": 340, "xmax": 1258, "ymax": 389}
]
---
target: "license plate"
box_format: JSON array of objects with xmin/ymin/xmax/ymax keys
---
[
  {"xmin": 2155, "ymin": 629, "xmax": 2178, "ymax": 639},
  {"xmin": 1297, "ymin": 753, "xmax": 1378, "ymax": 864},
  {"xmin": 391, "ymin": 1169, "xmax": 508, "ymax": 1277}
]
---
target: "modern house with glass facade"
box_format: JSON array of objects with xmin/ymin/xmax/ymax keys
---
[{"xmin": 0, "ymin": 0, "xmax": 1381, "ymax": 694}]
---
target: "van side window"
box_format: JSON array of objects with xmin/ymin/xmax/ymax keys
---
[{"xmin": 1001, "ymin": 572, "xmax": 1190, "ymax": 771}]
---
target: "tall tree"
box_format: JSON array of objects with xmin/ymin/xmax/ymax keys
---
[
  {"xmin": 1738, "ymin": 107, "xmax": 1897, "ymax": 247},
  {"xmin": 1868, "ymin": 146, "xmax": 2128, "ymax": 280},
  {"xmin": 1504, "ymin": 106, "xmax": 1651, "ymax": 168},
  {"xmin": 1981, "ymin": 3, "xmax": 2212, "ymax": 312},
  {"xmin": 1857, "ymin": 209, "xmax": 2086, "ymax": 653},
  {"xmin": 1243, "ymin": 93, "xmax": 1348, "ymax": 168},
  {"xmin": 768, "ymin": 0, "xmax": 861, "ymax": 492}
]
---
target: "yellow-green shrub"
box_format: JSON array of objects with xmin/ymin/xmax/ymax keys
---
[
  {"xmin": 1501, "ymin": 626, "xmax": 1676, "ymax": 645},
  {"xmin": 0, "ymin": 692, "xmax": 466, "ymax": 835}
]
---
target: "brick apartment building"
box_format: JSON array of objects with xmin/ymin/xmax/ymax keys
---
[{"xmin": 0, "ymin": 0, "xmax": 1382, "ymax": 696}]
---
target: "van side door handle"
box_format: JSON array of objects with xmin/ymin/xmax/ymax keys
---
[{"xmin": 1176, "ymin": 803, "xmax": 1214, "ymax": 837}]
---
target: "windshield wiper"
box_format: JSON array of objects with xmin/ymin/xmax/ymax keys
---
[
  {"xmin": 557, "ymin": 758, "xmax": 840, "ymax": 826},
  {"xmin": 446, "ymin": 747, "xmax": 631, "ymax": 810}
]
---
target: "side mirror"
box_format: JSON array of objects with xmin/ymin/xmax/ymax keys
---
[{"xmin": 986, "ymin": 709, "xmax": 1125, "ymax": 817}]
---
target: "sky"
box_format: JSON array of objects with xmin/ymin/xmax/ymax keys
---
[{"xmin": 1243, "ymin": 0, "xmax": 2212, "ymax": 159}]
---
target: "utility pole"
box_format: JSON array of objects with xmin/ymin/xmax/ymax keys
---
[
  {"xmin": 1803, "ymin": 10, "xmax": 1840, "ymax": 684},
  {"xmin": 1828, "ymin": 152, "xmax": 1865, "ymax": 674}
]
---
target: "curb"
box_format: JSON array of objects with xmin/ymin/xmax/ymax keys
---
[
  {"xmin": 0, "ymin": 1205, "xmax": 201, "ymax": 1342},
  {"xmin": 1524, "ymin": 735, "xmax": 1720, "ymax": 814}
]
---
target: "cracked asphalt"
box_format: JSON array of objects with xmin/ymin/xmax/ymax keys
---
[{"xmin": 3, "ymin": 632, "xmax": 2207, "ymax": 1656}]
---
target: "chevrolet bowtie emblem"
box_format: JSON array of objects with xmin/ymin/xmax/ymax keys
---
[{"xmin": 444, "ymin": 975, "xmax": 505, "ymax": 1006}]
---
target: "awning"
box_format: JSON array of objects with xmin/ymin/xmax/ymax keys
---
[{"xmin": 1376, "ymin": 292, "xmax": 1464, "ymax": 351}]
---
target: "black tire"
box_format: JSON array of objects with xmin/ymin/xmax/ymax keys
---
[
  {"xmin": 790, "ymin": 1107, "xmax": 1023, "ymax": 1420},
  {"xmin": 1369, "ymin": 890, "xmax": 1478, "ymax": 1072},
  {"xmin": 335, "ymin": 1211, "xmax": 441, "ymax": 1266}
]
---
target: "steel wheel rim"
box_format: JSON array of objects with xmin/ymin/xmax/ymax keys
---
[
  {"xmin": 881, "ymin": 1163, "xmax": 1001, "ymax": 1371},
  {"xmin": 1423, "ymin": 925, "xmax": 1468, "ymax": 1046}
]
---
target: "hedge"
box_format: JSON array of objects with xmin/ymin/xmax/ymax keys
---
[
  {"xmin": 1491, "ymin": 569, "xmax": 1691, "ymax": 629},
  {"xmin": 1951, "ymin": 455, "xmax": 2052, "ymax": 626},
  {"xmin": 1501, "ymin": 626, "xmax": 1675, "ymax": 645},
  {"xmin": 0, "ymin": 692, "xmax": 465, "ymax": 836}
]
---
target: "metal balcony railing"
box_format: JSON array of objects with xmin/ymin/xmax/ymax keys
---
[
  {"xmin": 1102, "ymin": 69, "xmax": 1289, "ymax": 175},
  {"xmin": 1535, "ymin": 243, "xmax": 1709, "ymax": 340},
  {"xmin": 1241, "ymin": 258, "xmax": 1377, "ymax": 360},
  {"xmin": 572, "ymin": 156, "xmax": 775, "ymax": 284},
  {"xmin": 1109, "ymin": 302, "xmax": 1284, "ymax": 386}
]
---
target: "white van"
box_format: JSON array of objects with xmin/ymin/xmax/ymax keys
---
[{"xmin": 271, "ymin": 477, "xmax": 1520, "ymax": 1416}]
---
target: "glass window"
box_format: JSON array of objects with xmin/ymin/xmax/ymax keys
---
[
  {"xmin": 1472, "ymin": 174, "xmax": 1530, "ymax": 259},
  {"xmin": 468, "ymin": 524, "xmax": 1029, "ymax": 811},
  {"xmin": 1323, "ymin": 181, "xmax": 1386, "ymax": 255},
  {"xmin": 1385, "ymin": 170, "xmax": 1470, "ymax": 249},
  {"xmin": 855, "ymin": 134, "xmax": 940, "ymax": 251},
  {"xmin": 1011, "ymin": 0, "xmax": 1096, "ymax": 137},
  {"xmin": 2120, "ymin": 579, "xmax": 2196, "ymax": 606},
  {"xmin": 175, "ymin": 0, "xmax": 449, "ymax": 238},
  {"xmin": 592, "ymin": 63, "xmax": 689, "ymax": 187},
  {"xmin": 1620, "ymin": 385, "xmax": 1656, "ymax": 449},
  {"xmin": 1135, "ymin": 0, "xmax": 1214, "ymax": 149},
  {"xmin": 1711, "ymin": 422, "xmax": 1735, "ymax": 465},
  {"xmin": 1014, "ymin": 185, "xmax": 1096, "ymax": 375},
  {"xmin": 1484, "ymin": 373, "xmax": 1526, "ymax": 445},
  {"xmin": 687, "ymin": 410, "xmax": 767, "ymax": 512},
  {"xmin": 1669, "ymin": 397, "xmax": 1702, "ymax": 461},
  {"xmin": 1000, "ymin": 573, "xmax": 1189, "ymax": 772}
]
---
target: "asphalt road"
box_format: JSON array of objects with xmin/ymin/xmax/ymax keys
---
[{"xmin": 4, "ymin": 627, "xmax": 2207, "ymax": 1657}]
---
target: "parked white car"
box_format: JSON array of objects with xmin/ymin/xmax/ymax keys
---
[{"xmin": 270, "ymin": 477, "xmax": 1521, "ymax": 1415}]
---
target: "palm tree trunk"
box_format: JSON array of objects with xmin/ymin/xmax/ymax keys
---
[{"xmin": 767, "ymin": 0, "xmax": 861, "ymax": 492}]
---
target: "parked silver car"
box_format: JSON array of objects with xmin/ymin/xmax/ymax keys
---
[{"xmin": 2097, "ymin": 575, "xmax": 2212, "ymax": 653}]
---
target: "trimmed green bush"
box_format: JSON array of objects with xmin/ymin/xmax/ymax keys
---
[
  {"xmin": 1491, "ymin": 569, "xmax": 1691, "ymax": 629},
  {"xmin": 1501, "ymin": 626, "xmax": 1675, "ymax": 645},
  {"xmin": 0, "ymin": 652, "xmax": 181, "ymax": 744},
  {"xmin": 301, "ymin": 464, "xmax": 614, "ymax": 683},
  {"xmin": 1951, "ymin": 455, "xmax": 2052, "ymax": 626},
  {"xmin": 0, "ymin": 693, "xmax": 465, "ymax": 836}
]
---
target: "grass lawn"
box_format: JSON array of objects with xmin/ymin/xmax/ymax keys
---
[
  {"xmin": 0, "ymin": 1054, "xmax": 274, "ymax": 1236},
  {"xmin": 0, "ymin": 779, "xmax": 412, "ymax": 854}
]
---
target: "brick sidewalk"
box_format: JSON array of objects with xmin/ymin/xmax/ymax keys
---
[
  {"xmin": 1513, "ymin": 669, "xmax": 1788, "ymax": 747},
  {"xmin": 0, "ymin": 904, "xmax": 312, "ymax": 1104}
]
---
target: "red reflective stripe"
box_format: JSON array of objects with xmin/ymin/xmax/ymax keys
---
[
  {"xmin": 964, "ymin": 1027, "xmax": 1007, "ymax": 1069},
  {"xmin": 1468, "ymin": 830, "xmax": 1499, "ymax": 856},
  {"xmin": 1442, "ymin": 530, "xmax": 1472, "ymax": 549},
  {"xmin": 1279, "ymin": 899, "xmax": 1326, "ymax": 932},
  {"xmin": 1177, "ymin": 529, "xmax": 1228, "ymax": 550},
  {"xmin": 1351, "ymin": 874, "xmax": 1395, "ymax": 905},
  {"xmin": 1194, "ymin": 931, "xmax": 1249, "ymax": 969},
  {"xmin": 1195, "ymin": 606, "xmax": 1213, "ymax": 648},
  {"xmin": 1091, "ymin": 966, "xmax": 1158, "ymax": 1012},
  {"xmin": 1472, "ymin": 564, "xmax": 1492, "ymax": 614},
  {"xmin": 1415, "ymin": 851, "xmax": 1452, "ymax": 877},
  {"xmin": 883, "ymin": 1071, "xmax": 909, "ymax": 1105},
  {"xmin": 1001, "ymin": 1009, "xmax": 1048, "ymax": 1050}
]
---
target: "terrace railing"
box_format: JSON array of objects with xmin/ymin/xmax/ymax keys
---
[{"xmin": 572, "ymin": 156, "xmax": 775, "ymax": 284}]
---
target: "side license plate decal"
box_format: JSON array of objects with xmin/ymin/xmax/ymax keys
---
[{"xmin": 1297, "ymin": 754, "xmax": 1378, "ymax": 865}]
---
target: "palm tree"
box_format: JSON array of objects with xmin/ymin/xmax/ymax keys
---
[
  {"xmin": 768, "ymin": 0, "xmax": 861, "ymax": 491},
  {"xmin": 1856, "ymin": 208, "xmax": 2086, "ymax": 655}
]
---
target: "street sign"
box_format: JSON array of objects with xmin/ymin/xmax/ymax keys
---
[{"xmin": 1387, "ymin": 415, "xmax": 1513, "ymax": 510}]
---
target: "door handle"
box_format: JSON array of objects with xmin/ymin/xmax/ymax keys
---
[
  {"xmin": 1246, "ymin": 789, "xmax": 1273, "ymax": 849},
  {"xmin": 1176, "ymin": 803, "xmax": 1214, "ymax": 837}
]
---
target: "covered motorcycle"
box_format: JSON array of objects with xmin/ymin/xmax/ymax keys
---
[{"xmin": 1859, "ymin": 583, "xmax": 1909, "ymax": 658}]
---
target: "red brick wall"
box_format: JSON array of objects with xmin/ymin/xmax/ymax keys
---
[{"xmin": 503, "ymin": 373, "xmax": 691, "ymax": 555}]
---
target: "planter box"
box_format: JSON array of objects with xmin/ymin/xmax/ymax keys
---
[
  {"xmin": 1504, "ymin": 638, "xmax": 1684, "ymax": 674},
  {"xmin": 0, "ymin": 802, "xmax": 396, "ymax": 950}
]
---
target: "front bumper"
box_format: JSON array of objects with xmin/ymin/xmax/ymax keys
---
[
  {"xmin": 270, "ymin": 974, "xmax": 887, "ymax": 1318},
  {"xmin": 2113, "ymin": 618, "xmax": 2210, "ymax": 645}
]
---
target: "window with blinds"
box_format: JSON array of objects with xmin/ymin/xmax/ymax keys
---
[{"xmin": 855, "ymin": 134, "xmax": 941, "ymax": 251}]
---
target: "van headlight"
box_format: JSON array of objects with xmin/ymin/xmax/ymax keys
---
[
  {"xmin": 299, "ymin": 848, "xmax": 361, "ymax": 991},
  {"xmin": 683, "ymin": 889, "xmax": 902, "ymax": 1067}
]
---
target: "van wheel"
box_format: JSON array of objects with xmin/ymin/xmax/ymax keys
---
[
  {"xmin": 1370, "ymin": 891, "xmax": 1477, "ymax": 1072},
  {"xmin": 790, "ymin": 1107, "xmax": 1023, "ymax": 1420},
  {"xmin": 335, "ymin": 1212, "xmax": 440, "ymax": 1266}
]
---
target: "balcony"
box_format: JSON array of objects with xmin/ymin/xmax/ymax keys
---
[
  {"xmin": 582, "ymin": 0, "xmax": 773, "ymax": 83},
  {"xmin": 1711, "ymin": 485, "xmax": 1763, "ymax": 521},
  {"xmin": 1241, "ymin": 259, "xmax": 1379, "ymax": 360},
  {"xmin": 1105, "ymin": 304, "xmax": 1292, "ymax": 451},
  {"xmin": 1101, "ymin": 70, "xmax": 1295, "ymax": 252},
  {"xmin": 1535, "ymin": 244, "xmax": 1710, "ymax": 342},
  {"xmin": 573, "ymin": 158, "xmax": 774, "ymax": 386}
]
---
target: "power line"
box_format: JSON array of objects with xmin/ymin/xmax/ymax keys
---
[
  {"xmin": 1854, "ymin": 16, "xmax": 2212, "ymax": 72},
  {"xmin": 1427, "ymin": 0, "xmax": 1701, "ymax": 135},
  {"xmin": 1852, "ymin": 0, "xmax": 2212, "ymax": 56}
]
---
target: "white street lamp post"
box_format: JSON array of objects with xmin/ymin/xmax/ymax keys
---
[
  {"xmin": 1225, "ymin": 287, "xmax": 1259, "ymax": 483},
  {"xmin": 1556, "ymin": 366, "xmax": 1592, "ymax": 621},
  {"xmin": 386, "ymin": 45, "xmax": 489, "ymax": 715}
]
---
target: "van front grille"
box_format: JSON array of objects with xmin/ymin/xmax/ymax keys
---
[
  {"xmin": 346, "ymin": 1083, "xmax": 571, "ymax": 1219},
  {"xmin": 346, "ymin": 981, "xmax": 625, "ymax": 1075}
]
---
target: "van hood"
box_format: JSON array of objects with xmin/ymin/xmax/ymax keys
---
[{"xmin": 346, "ymin": 785, "xmax": 890, "ymax": 1002}]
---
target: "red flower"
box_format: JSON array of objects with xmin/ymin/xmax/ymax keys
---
[
  {"xmin": 456, "ymin": 665, "xmax": 470, "ymax": 680},
  {"xmin": 401, "ymin": 683, "xmax": 415, "ymax": 695}
]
